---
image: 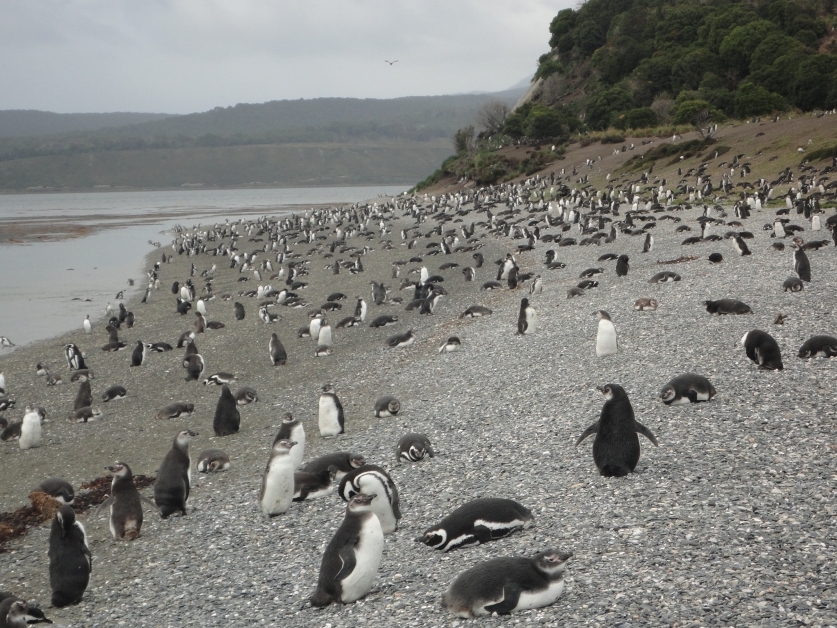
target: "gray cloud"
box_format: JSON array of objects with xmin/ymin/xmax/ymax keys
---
[{"xmin": 0, "ymin": 0, "xmax": 569, "ymax": 113}]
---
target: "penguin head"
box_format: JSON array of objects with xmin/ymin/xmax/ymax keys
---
[
  {"xmin": 280, "ymin": 412, "xmax": 296, "ymax": 425},
  {"xmin": 321, "ymin": 383, "xmax": 335, "ymax": 394},
  {"xmin": 349, "ymin": 454, "xmax": 366, "ymax": 469},
  {"xmin": 595, "ymin": 310, "xmax": 612, "ymax": 322},
  {"xmin": 175, "ymin": 429, "xmax": 198, "ymax": 448},
  {"xmin": 660, "ymin": 385, "xmax": 677, "ymax": 404},
  {"xmin": 597, "ymin": 384, "xmax": 625, "ymax": 401},
  {"xmin": 106, "ymin": 461, "xmax": 133, "ymax": 480},
  {"xmin": 534, "ymin": 549, "xmax": 573, "ymax": 575},
  {"xmin": 272, "ymin": 439, "xmax": 297, "ymax": 454},
  {"xmin": 348, "ymin": 493, "xmax": 377, "ymax": 512},
  {"xmin": 55, "ymin": 504, "xmax": 76, "ymax": 535},
  {"xmin": 416, "ymin": 526, "xmax": 446, "ymax": 548}
]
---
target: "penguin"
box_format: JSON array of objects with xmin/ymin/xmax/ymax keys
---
[
  {"xmin": 301, "ymin": 452, "xmax": 365, "ymax": 482},
  {"xmin": 101, "ymin": 385, "xmax": 127, "ymax": 402},
  {"xmin": 463, "ymin": 267, "xmax": 476, "ymax": 282},
  {"xmin": 19, "ymin": 407, "xmax": 42, "ymax": 450},
  {"xmin": 273, "ymin": 412, "xmax": 305, "ymax": 469},
  {"xmin": 615, "ymin": 254, "xmax": 629, "ymax": 277},
  {"xmin": 0, "ymin": 371, "xmax": 5, "ymax": 395},
  {"xmin": 234, "ymin": 386, "xmax": 258, "ymax": 405},
  {"xmin": 48, "ymin": 505, "xmax": 91, "ymax": 607},
  {"xmin": 310, "ymin": 493, "xmax": 384, "ymax": 607},
  {"xmin": 155, "ymin": 402, "xmax": 195, "ymax": 421},
  {"xmin": 338, "ymin": 464, "xmax": 401, "ymax": 534},
  {"xmin": 73, "ymin": 376, "xmax": 92, "ymax": 411},
  {"xmin": 529, "ymin": 274, "xmax": 542, "ymax": 294},
  {"xmin": 269, "ymin": 333, "xmax": 287, "ymax": 366},
  {"xmin": 642, "ymin": 233, "xmax": 653, "ymax": 253},
  {"xmin": 213, "ymin": 385, "xmax": 240, "ymax": 436},
  {"xmin": 183, "ymin": 353, "xmax": 205, "ymax": 382},
  {"xmin": 595, "ymin": 310, "xmax": 618, "ymax": 357},
  {"xmin": 354, "ymin": 298, "xmax": 368, "ymax": 322},
  {"xmin": 386, "ymin": 329, "xmax": 415, "ymax": 347},
  {"xmin": 797, "ymin": 335, "xmax": 837, "ymax": 358},
  {"xmin": 370, "ymin": 314, "xmax": 398, "ymax": 328},
  {"xmin": 460, "ymin": 305, "xmax": 492, "ymax": 318},
  {"xmin": 37, "ymin": 478, "xmax": 75, "ymax": 504},
  {"xmin": 293, "ymin": 468, "xmax": 334, "ymax": 501},
  {"xmin": 203, "ymin": 372, "xmax": 236, "ymax": 386},
  {"xmin": 660, "ymin": 374, "xmax": 717, "ymax": 405},
  {"xmin": 648, "ymin": 271, "xmax": 681, "ymax": 283},
  {"xmin": 733, "ymin": 235, "xmax": 751, "ymax": 256},
  {"xmin": 396, "ymin": 433, "xmax": 434, "ymax": 462},
  {"xmin": 517, "ymin": 298, "xmax": 536, "ymax": 335},
  {"xmin": 319, "ymin": 384, "xmax": 345, "ymax": 437},
  {"xmin": 703, "ymin": 299, "xmax": 752, "ymax": 315},
  {"xmin": 442, "ymin": 549, "xmax": 572, "ymax": 617},
  {"xmin": 793, "ymin": 242, "xmax": 812, "ymax": 282},
  {"xmin": 308, "ymin": 316, "xmax": 323, "ymax": 341},
  {"xmin": 154, "ymin": 429, "xmax": 197, "ymax": 518},
  {"xmin": 374, "ymin": 395, "xmax": 401, "ymax": 417},
  {"xmin": 633, "ymin": 297, "xmax": 658, "ymax": 311},
  {"xmin": 473, "ymin": 252, "xmax": 484, "ymax": 268},
  {"xmin": 64, "ymin": 343, "xmax": 87, "ymax": 370},
  {"xmin": 97, "ymin": 462, "xmax": 159, "ymax": 540},
  {"xmin": 0, "ymin": 598, "xmax": 52, "ymax": 626},
  {"xmin": 708, "ymin": 252, "xmax": 723, "ymax": 263},
  {"xmin": 234, "ymin": 302, "xmax": 245, "ymax": 320},
  {"xmin": 70, "ymin": 406, "xmax": 103, "ymax": 423},
  {"xmin": 130, "ymin": 341, "xmax": 146, "ymax": 367},
  {"xmin": 740, "ymin": 330, "xmax": 784, "ymax": 370},
  {"xmin": 317, "ymin": 323, "xmax": 333, "ymax": 348},
  {"xmin": 773, "ymin": 219, "xmax": 786, "ymax": 238},
  {"xmin": 83, "ymin": 315, "xmax": 92, "ymax": 334},
  {"xmin": 259, "ymin": 439, "xmax": 297, "ymax": 516},
  {"xmin": 196, "ymin": 449, "xmax": 231, "ymax": 472},
  {"xmin": 576, "ymin": 384, "xmax": 658, "ymax": 477},
  {"xmin": 418, "ymin": 498, "xmax": 533, "ymax": 552},
  {"xmin": 439, "ymin": 336, "xmax": 461, "ymax": 353}
]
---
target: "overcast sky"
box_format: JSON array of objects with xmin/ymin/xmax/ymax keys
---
[{"xmin": 0, "ymin": 1, "xmax": 570, "ymax": 114}]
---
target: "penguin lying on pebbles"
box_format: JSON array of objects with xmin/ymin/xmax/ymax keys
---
[
  {"xmin": 634, "ymin": 298, "xmax": 658, "ymax": 311},
  {"xmin": 293, "ymin": 468, "xmax": 334, "ymax": 502},
  {"xmin": 196, "ymin": 449, "xmax": 231, "ymax": 472},
  {"xmin": 386, "ymin": 329, "xmax": 415, "ymax": 347},
  {"xmin": 741, "ymin": 330, "xmax": 784, "ymax": 370},
  {"xmin": 660, "ymin": 374, "xmax": 716, "ymax": 405},
  {"xmin": 648, "ymin": 271, "xmax": 681, "ymax": 283},
  {"xmin": 442, "ymin": 549, "xmax": 572, "ymax": 617},
  {"xmin": 101, "ymin": 385, "xmax": 127, "ymax": 402},
  {"xmin": 301, "ymin": 452, "xmax": 365, "ymax": 482},
  {"xmin": 576, "ymin": 384, "xmax": 658, "ymax": 477},
  {"xmin": 703, "ymin": 299, "xmax": 752, "ymax": 315},
  {"xmin": 798, "ymin": 335, "xmax": 837, "ymax": 358},
  {"xmin": 783, "ymin": 276, "xmax": 804, "ymax": 292},
  {"xmin": 460, "ymin": 305, "xmax": 492, "ymax": 318},
  {"xmin": 418, "ymin": 498, "xmax": 532, "ymax": 551},
  {"xmin": 38, "ymin": 478, "xmax": 75, "ymax": 504},
  {"xmin": 0, "ymin": 597, "xmax": 52, "ymax": 626},
  {"xmin": 155, "ymin": 402, "xmax": 194, "ymax": 420},
  {"xmin": 374, "ymin": 396, "xmax": 401, "ymax": 417},
  {"xmin": 396, "ymin": 433, "xmax": 434, "ymax": 462},
  {"xmin": 439, "ymin": 337, "xmax": 461, "ymax": 353}
]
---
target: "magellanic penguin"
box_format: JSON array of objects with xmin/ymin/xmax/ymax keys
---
[
  {"xmin": 529, "ymin": 274, "xmax": 542, "ymax": 294},
  {"xmin": 396, "ymin": 433, "xmax": 434, "ymax": 462},
  {"xmin": 154, "ymin": 429, "xmax": 197, "ymax": 518},
  {"xmin": 310, "ymin": 493, "xmax": 383, "ymax": 607},
  {"xmin": 386, "ymin": 329, "xmax": 415, "ymax": 347},
  {"xmin": 733, "ymin": 235, "xmax": 751, "ymax": 256},
  {"xmin": 740, "ymin": 330, "xmax": 784, "ymax": 370},
  {"xmin": 793, "ymin": 239, "xmax": 812, "ymax": 282},
  {"xmin": 301, "ymin": 452, "xmax": 365, "ymax": 483},
  {"xmin": 273, "ymin": 412, "xmax": 305, "ymax": 469},
  {"xmin": 73, "ymin": 376, "xmax": 92, "ymax": 412},
  {"xmin": 48, "ymin": 505, "xmax": 92, "ymax": 607},
  {"xmin": 293, "ymin": 468, "xmax": 334, "ymax": 502},
  {"xmin": 418, "ymin": 498, "xmax": 533, "ymax": 552},
  {"xmin": 354, "ymin": 297, "xmax": 368, "ymax": 322},
  {"xmin": 259, "ymin": 439, "xmax": 297, "ymax": 516},
  {"xmin": 64, "ymin": 343, "xmax": 87, "ymax": 370},
  {"xmin": 97, "ymin": 462, "xmax": 159, "ymax": 540},
  {"xmin": 642, "ymin": 232, "xmax": 653, "ymax": 253},
  {"xmin": 155, "ymin": 402, "xmax": 194, "ymax": 420},
  {"xmin": 660, "ymin": 374, "xmax": 716, "ymax": 405},
  {"xmin": 442, "ymin": 549, "xmax": 572, "ymax": 617},
  {"xmin": 102, "ymin": 385, "xmax": 127, "ymax": 402},
  {"xmin": 798, "ymin": 335, "xmax": 837, "ymax": 358},
  {"xmin": 615, "ymin": 254, "xmax": 629, "ymax": 277},
  {"xmin": 196, "ymin": 449, "xmax": 231, "ymax": 472},
  {"xmin": 595, "ymin": 310, "xmax": 618, "ymax": 357},
  {"xmin": 38, "ymin": 478, "xmax": 75, "ymax": 504},
  {"xmin": 213, "ymin": 385, "xmax": 240, "ymax": 436},
  {"xmin": 183, "ymin": 353, "xmax": 205, "ymax": 382},
  {"xmin": 374, "ymin": 395, "xmax": 401, "ymax": 417},
  {"xmin": 517, "ymin": 298, "xmax": 536, "ymax": 335},
  {"xmin": 268, "ymin": 332, "xmax": 287, "ymax": 366},
  {"xmin": 318, "ymin": 384, "xmax": 345, "ymax": 437},
  {"xmin": 234, "ymin": 302, "xmax": 245, "ymax": 320},
  {"xmin": 703, "ymin": 299, "xmax": 752, "ymax": 315},
  {"xmin": 576, "ymin": 384, "xmax": 658, "ymax": 477},
  {"xmin": 439, "ymin": 336, "xmax": 461, "ymax": 353},
  {"xmin": 338, "ymin": 464, "xmax": 401, "ymax": 534},
  {"xmin": 0, "ymin": 598, "xmax": 52, "ymax": 626}
]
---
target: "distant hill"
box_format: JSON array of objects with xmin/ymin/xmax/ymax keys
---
[{"xmin": 0, "ymin": 110, "xmax": 172, "ymax": 138}]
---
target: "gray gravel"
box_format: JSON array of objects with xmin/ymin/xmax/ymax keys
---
[{"xmin": 2, "ymin": 188, "xmax": 837, "ymax": 627}]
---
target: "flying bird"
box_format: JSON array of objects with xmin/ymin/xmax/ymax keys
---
[{"xmin": 384, "ymin": 60, "xmax": 399, "ymax": 65}]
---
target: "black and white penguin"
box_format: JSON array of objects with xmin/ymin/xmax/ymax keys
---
[
  {"xmin": 386, "ymin": 329, "xmax": 415, "ymax": 347},
  {"xmin": 338, "ymin": 465, "xmax": 401, "ymax": 534},
  {"xmin": 310, "ymin": 494, "xmax": 384, "ymax": 607},
  {"xmin": 64, "ymin": 343, "xmax": 87, "ymax": 370},
  {"xmin": 155, "ymin": 402, "xmax": 194, "ymax": 421},
  {"xmin": 48, "ymin": 505, "xmax": 91, "ymax": 607},
  {"xmin": 130, "ymin": 341, "xmax": 146, "ymax": 367},
  {"xmin": 97, "ymin": 462, "xmax": 158, "ymax": 540},
  {"xmin": 70, "ymin": 406, "xmax": 103, "ymax": 423},
  {"xmin": 793, "ymin": 241, "xmax": 812, "ymax": 282},
  {"xmin": 259, "ymin": 439, "xmax": 296, "ymax": 516},
  {"xmin": 660, "ymin": 374, "xmax": 717, "ymax": 405},
  {"xmin": 648, "ymin": 271, "xmax": 681, "ymax": 283},
  {"xmin": 354, "ymin": 297, "xmax": 368, "ymax": 322},
  {"xmin": 213, "ymin": 385, "xmax": 240, "ymax": 436},
  {"xmin": 396, "ymin": 433, "xmax": 434, "ymax": 462},
  {"xmin": 234, "ymin": 302, "xmax": 245, "ymax": 320},
  {"xmin": 530, "ymin": 274, "xmax": 543, "ymax": 294},
  {"xmin": 740, "ymin": 330, "xmax": 784, "ymax": 370},
  {"xmin": 203, "ymin": 372, "xmax": 236, "ymax": 386},
  {"xmin": 733, "ymin": 235, "xmax": 751, "ymax": 256},
  {"xmin": 0, "ymin": 598, "xmax": 52, "ymax": 626},
  {"xmin": 442, "ymin": 549, "xmax": 572, "ymax": 617},
  {"xmin": 268, "ymin": 333, "xmax": 287, "ymax": 366},
  {"xmin": 703, "ymin": 299, "xmax": 752, "ymax": 315},
  {"xmin": 234, "ymin": 386, "xmax": 258, "ymax": 405},
  {"xmin": 101, "ymin": 385, "xmax": 127, "ymax": 402},
  {"xmin": 183, "ymin": 353, "xmax": 205, "ymax": 382},
  {"xmin": 319, "ymin": 384, "xmax": 345, "ymax": 437},
  {"xmin": 783, "ymin": 276, "xmax": 804, "ymax": 292},
  {"xmin": 370, "ymin": 314, "xmax": 398, "ymax": 328},
  {"xmin": 374, "ymin": 395, "xmax": 401, "ymax": 417},
  {"xmin": 301, "ymin": 452, "xmax": 365, "ymax": 482},
  {"xmin": 463, "ymin": 267, "xmax": 476, "ymax": 282},
  {"xmin": 293, "ymin": 468, "xmax": 334, "ymax": 501},
  {"xmin": 642, "ymin": 233, "xmax": 653, "ymax": 253},
  {"xmin": 154, "ymin": 429, "xmax": 197, "ymax": 518},
  {"xmin": 576, "ymin": 384, "xmax": 658, "ymax": 477},
  {"xmin": 708, "ymin": 252, "xmax": 723, "ymax": 263},
  {"xmin": 633, "ymin": 297, "xmax": 658, "ymax": 311},
  {"xmin": 418, "ymin": 498, "xmax": 532, "ymax": 552},
  {"xmin": 37, "ymin": 478, "xmax": 74, "ymax": 504},
  {"xmin": 615, "ymin": 254, "xmax": 629, "ymax": 277},
  {"xmin": 196, "ymin": 449, "xmax": 231, "ymax": 472},
  {"xmin": 595, "ymin": 310, "xmax": 618, "ymax": 357},
  {"xmin": 517, "ymin": 298, "xmax": 536, "ymax": 335},
  {"xmin": 798, "ymin": 335, "xmax": 837, "ymax": 358},
  {"xmin": 273, "ymin": 412, "xmax": 305, "ymax": 469},
  {"xmin": 439, "ymin": 336, "xmax": 462, "ymax": 353},
  {"xmin": 460, "ymin": 305, "xmax": 492, "ymax": 318}
]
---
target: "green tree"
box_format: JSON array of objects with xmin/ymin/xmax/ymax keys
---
[
  {"xmin": 674, "ymin": 99, "xmax": 724, "ymax": 129},
  {"xmin": 733, "ymin": 82, "xmax": 789, "ymax": 117},
  {"xmin": 719, "ymin": 20, "xmax": 781, "ymax": 77},
  {"xmin": 586, "ymin": 86, "xmax": 634, "ymax": 130},
  {"xmin": 453, "ymin": 126, "xmax": 475, "ymax": 153},
  {"xmin": 549, "ymin": 9, "xmax": 577, "ymax": 49},
  {"xmin": 792, "ymin": 55, "xmax": 837, "ymax": 109}
]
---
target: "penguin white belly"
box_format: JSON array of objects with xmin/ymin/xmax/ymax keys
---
[
  {"xmin": 693, "ymin": 390, "xmax": 711, "ymax": 401},
  {"xmin": 261, "ymin": 461, "xmax": 294, "ymax": 515},
  {"xmin": 596, "ymin": 321, "xmax": 618, "ymax": 357},
  {"xmin": 525, "ymin": 310, "xmax": 537, "ymax": 334},
  {"xmin": 339, "ymin": 518, "xmax": 383, "ymax": 603},
  {"xmin": 289, "ymin": 428, "xmax": 305, "ymax": 469},
  {"xmin": 319, "ymin": 397, "xmax": 341, "ymax": 437},
  {"xmin": 515, "ymin": 578, "xmax": 566, "ymax": 611},
  {"xmin": 19, "ymin": 416, "xmax": 41, "ymax": 449},
  {"xmin": 358, "ymin": 475, "xmax": 397, "ymax": 533},
  {"xmin": 109, "ymin": 506, "xmax": 117, "ymax": 538},
  {"xmin": 669, "ymin": 396, "xmax": 690, "ymax": 406}
]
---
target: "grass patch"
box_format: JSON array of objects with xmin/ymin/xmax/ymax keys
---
[
  {"xmin": 806, "ymin": 142, "xmax": 837, "ymax": 162},
  {"xmin": 619, "ymin": 137, "xmax": 717, "ymax": 173}
]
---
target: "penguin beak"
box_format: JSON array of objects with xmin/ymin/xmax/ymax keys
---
[{"xmin": 595, "ymin": 386, "xmax": 605, "ymax": 393}]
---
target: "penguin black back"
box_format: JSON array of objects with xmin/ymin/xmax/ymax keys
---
[
  {"xmin": 213, "ymin": 385, "xmax": 240, "ymax": 436},
  {"xmin": 48, "ymin": 505, "xmax": 91, "ymax": 607}
]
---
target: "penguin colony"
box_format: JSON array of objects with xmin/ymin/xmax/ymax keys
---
[{"xmin": 1, "ymin": 145, "xmax": 837, "ymax": 625}]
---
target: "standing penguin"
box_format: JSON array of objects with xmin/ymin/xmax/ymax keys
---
[
  {"xmin": 130, "ymin": 341, "xmax": 146, "ymax": 367},
  {"xmin": 48, "ymin": 505, "xmax": 92, "ymax": 607},
  {"xmin": 354, "ymin": 298, "xmax": 367, "ymax": 323},
  {"xmin": 273, "ymin": 412, "xmax": 305, "ymax": 469},
  {"xmin": 234, "ymin": 302, "xmax": 245, "ymax": 320},
  {"xmin": 83, "ymin": 315, "xmax": 92, "ymax": 334},
  {"xmin": 318, "ymin": 384, "xmax": 345, "ymax": 437},
  {"xmin": 793, "ymin": 240, "xmax": 812, "ymax": 282},
  {"xmin": 595, "ymin": 310, "xmax": 618, "ymax": 357},
  {"xmin": 733, "ymin": 235, "xmax": 751, "ymax": 256},
  {"xmin": 97, "ymin": 462, "xmax": 159, "ymax": 540},
  {"xmin": 310, "ymin": 494, "xmax": 383, "ymax": 607},
  {"xmin": 642, "ymin": 232, "xmax": 653, "ymax": 253},
  {"xmin": 269, "ymin": 333, "xmax": 287, "ymax": 366},
  {"xmin": 517, "ymin": 298, "xmax": 536, "ymax": 335},
  {"xmin": 529, "ymin": 274, "xmax": 542, "ymax": 294},
  {"xmin": 615, "ymin": 254, "xmax": 629, "ymax": 277},
  {"xmin": 154, "ymin": 429, "xmax": 197, "ymax": 518},
  {"xmin": 576, "ymin": 384, "xmax": 658, "ymax": 477},
  {"xmin": 73, "ymin": 376, "xmax": 92, "ymax": 412},
  {"xmin": 18, "ymin": 407, "xmax": 42, "ymax": 450},
  {"xmin": 213, "ymin": 385, "xmax": 240, "ymax": 436},
  {"xmin": 338, "ymin": 464, "xmax": 401, "ymax": 534},
  {"xmin": 259, "ymin": 439, "xmax": 296, "ymax": 516}
]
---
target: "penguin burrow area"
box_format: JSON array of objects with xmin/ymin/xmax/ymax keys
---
[{"xmin": 2, "ymin": 165, "xmax": 837, "ymax": 627}]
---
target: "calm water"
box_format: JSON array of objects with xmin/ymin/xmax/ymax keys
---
[{"xmin": 0, "ymin": 186, "xmax": 406, "ymax": 348}]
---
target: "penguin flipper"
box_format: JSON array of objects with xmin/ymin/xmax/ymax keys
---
[
  {"xmin": 686, "ymin": 390, "xmax": 699, "ymax": 403},
  {"xmin": 140, "ymin": 494, "xmax": 162, "ymax": 514},
  {"xmin": 335, "ymin": 543, "xmax": 357, "ymax": 581},
  {"xmin": 575, "ymin": 422, "xmax": 598, "ymax": 446},
  {"xmin": 634, "ymin": 421, "xmax": 659, "ymax": 446},
  {"xmin": 293, "ymin": 487, "xmax": 310, "ymax": 502},
  {"xmin": 484, "ymin": 583, "xmax": 523, "ymax": 615},
  {"xmin": 94, "ymin": 496, "xmax": 115, "ymax": 515}
]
